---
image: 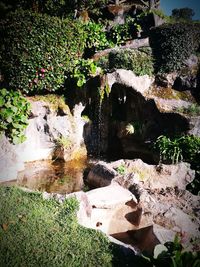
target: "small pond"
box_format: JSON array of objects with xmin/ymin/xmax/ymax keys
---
[{"xmin": 3, "ymin": 158, "xmax": 89, "ymax": 194}]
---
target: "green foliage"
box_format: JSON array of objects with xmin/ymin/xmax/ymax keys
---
[
  {"xmin": 154, "ymin": 135, "xmax": 200, "ymax": 165},
  {"xmin": 109, "ymin": 49, "xmax": 154, "ymax": 76},
  {"xmin": 0, "ymin": 9, "xmax": 87, "ymax": 93},
  {"xmin": 81, "ymin": 115, "xmax": 91, "ymax": 123},
  {"xmin": 83, "ymin": 21, "xmax": 110, "ymax": 52},
  {"xmin": 172, "ymin": 8, "xmax": 195, "ymax": 21},
  {"xmin": 107, "ymin": 17, "xmax": 142, "ymax": 46},
  {"xmin": 0, "ymin": 88, "xmax": 30, "ymax": 144},
  {"xmin": 154, "ymin": 135, "xmax": 183, "ymax": 164},
  {"xmin": 107, "ymin": 22, "xmax": 132, "ymax": 46},
  {"xmin": 176, "ymin": 103, "xmax": 200, "ymax": 116},
  {"xmin": 154, "ymin": 135, "xmax": 200, "ymax": 194},
  {"xmin": 0, "ymin": 186, "xmax": 113, "ymax": 266},
  {"xmin": 150, "ymin": 23, "xmax": 200, "ymax": 73},
  {"xmin": 0, "ymin": 0, "xmax": 110, "ymax": 17},
  {"xmin": 116, "ymin": 164, "xmax": 126, "ymax": 175},
  {"xmin": 55, "ymin": 136, "xmax": 72, "ymax": 149},
  {"xmin": 142, "ymin": 235, "xmax": 200, "ymax": 267},
  {"xmin": 71, "ymin": 59, "xmax": 100, "ymax": 87}
]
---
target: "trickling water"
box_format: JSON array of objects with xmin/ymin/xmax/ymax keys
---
[{"xmin": 97, "ymin": 100, "xmax": 102, "ymax": 158}]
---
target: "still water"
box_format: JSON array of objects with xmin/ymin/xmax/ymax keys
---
[{"xmin": 5, "ymin": 159, "xmax": 88, "ymax": 194}]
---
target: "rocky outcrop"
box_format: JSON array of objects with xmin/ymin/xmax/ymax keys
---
[
  {"xmin": 106, "ymin": 69, "xmax": 154, "ymax": 95},
  {"xmin": 87, "ymin": 159, "xmax": 195, "ymax": 190},
  {"xmin": 0, "ymin": 99, "xmax": 87, "ymax": 182},
  {"xmin": 83, "ymin": 159, "xmax": 199, "ymax": 251},
  {"xmin": 83, "ymin": 69, "xmax": 199, "ymax": 159},
  {"xmin": 42, "ymin": 168, "xmax": 200, "ymax": 252}
]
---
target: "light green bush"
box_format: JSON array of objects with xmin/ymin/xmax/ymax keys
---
[
  {"xmin": 0, "ymin": 88, "xmax": 30, "ymax": 144},
  {"xmin": 109, "ymin": 48, "xmax": 154, "ymax": 76}
]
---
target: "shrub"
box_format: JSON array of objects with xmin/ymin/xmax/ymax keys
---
[
  {"xmin": 0, "ymin": 10, "xmax": 87, "ymax": 94},
  {"xmin": 150, "ymin": 23, "xmax": 200, "ymax": 73},
  {"xmin": 0, "ymin": 88, "xmax": 30, "ymax": 144},
  {"xmin": 109, "ymin": 48, "xmax": 154, "ymax": 76},
  {"xmin": 0, "ymin": 0, "xmax": 110, "ymax": 17}
]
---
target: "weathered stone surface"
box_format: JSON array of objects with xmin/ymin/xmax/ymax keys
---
[
  {"xmin": 107, "ymin": 69, "xmax": 154, "ymax": 95},
  {"xmin": 87, "ymin": 159, "xmax": 195, "ymax": 191},
  {"xmin": 155, "ymin": 72, "xmax": 178, "ymax": 88},
  {"xmin": 0, "ymin": 135, "xmax": 24, "ymax": 182},
  {"xmin": 173, "ymin": 74, "xmax": 197, "ymax": 91},
  {"xmin": 184, "ymin": 54, "xmax": 199, "ymax": 69},
  {"xmin": 0, "ymin": 100, "xmax": 87, "ymax": 182},
  {"xmin": 86, "ymin": 183, "xmax": 137, "ymax": 207},
  {"xmin": 87, "ymin": 161, "xmax": 118, "ymax": 187}
]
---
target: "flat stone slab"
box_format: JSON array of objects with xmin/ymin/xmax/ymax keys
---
[{"xmin": 86, "ymin": 184, "xmax": 137, "ymax": 209}]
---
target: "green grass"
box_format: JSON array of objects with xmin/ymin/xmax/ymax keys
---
[{"xmin": 0, "ymin": 186, "xmax": 113, "ymax": 267}]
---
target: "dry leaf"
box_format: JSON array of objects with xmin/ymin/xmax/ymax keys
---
[{"xmin": 2, "ymin": 223, "xmax": 8, "ymax": 231}]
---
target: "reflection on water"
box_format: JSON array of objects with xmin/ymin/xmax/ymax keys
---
[{"xmin": 13, "ymin": 159, "xmax": 88, "ymax": 194}]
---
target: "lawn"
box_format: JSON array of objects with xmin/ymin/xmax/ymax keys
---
[{"xmin": 0, "ymin": 186, "xmax": 113, "ymax": 267}]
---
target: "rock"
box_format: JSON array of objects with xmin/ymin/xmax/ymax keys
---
[
  {"xmin": 0, "ymin": 99, "xmax": 87, "ymax": 182},
  {"xmin": 155, "ymin": 72, "xmax": 178, "ymax": 87},
  {"xmin": 86, "ymin": 183, "xmax": 137, "ymax": 208},
  {"xmin": 184, "ymin": 54, "xmax": 199, "ymax": 69},
  {"xmin": 153, "ymin": 224, "xmax": 176, "ymax": 244},
  {"xmin": 107, "ymin": 5, "xmax": 130, "ymax": 25},
  {"xmin": 87, "ymin": 161, "xmax": 118, "ymax": 187},
  {"xmin": 0, "ymin": 135, "xmax": 24, "ymax": 182},
  {"xmin": 106, "ymin": 69, "xmax": 154, "ymax": 95},
  {"xmin": 173, "ymin": 74, "xmax": 197, "ymax": 91},
  {"xmin": 187, "ymin": 116, "xmax": 200, "ymax": 137},
  {"xmin": 164, "ymin": 207, "xmax": 199, "ymax": 237},
  {"xmin": 87, "ymin": 159, "xmax": 195, "ymax": 191}
]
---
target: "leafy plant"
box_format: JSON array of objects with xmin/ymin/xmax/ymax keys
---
[
  {"xmin": 107, "ymin": 22, "xmax": 132, "ymax": 46},
  {"xmin": 154, "ymin": 135, "xmax": 200, "ymax": 165},
  {"xmin": 0, "ymin": 88, "xmax": 30, "ymax": 144},
  {"xmin": 116, "ymin": 164, "xmax": 126, "ymax": 175},
  {"xmin": 83, "ymin": 21, "xmax": 110, "ymax": 52},
  {"xmin": 55, "ymin": 136, "xmax": 72, "ymax": 149},
  {"xmin": 71, "ymin": 59, "xmax": 101, "ymax": 87},
  {"xmin": 142, "ymin": 235, "xmax": 200, "ymax": 267},
  {"xmin": 81, "ymin": 115, "xmax": 91, "ymax": 123},
  {"xmin": 153, "ymin": 135, "xmax": 183, "ymax": 164},
  {"xmin": 109, "ymin": 49, "xmax": 154, "ymax": 76},
  {"xmin": 150, "ymin": 22, "xmax": 200, "ymax": 73},
  {"xmin": 153, "ymin": 135, "xmax": 200, "ymax": 194},
  {"xmin": 0, "ymin": 9, "xmax": 87, "ymax": 93},
  {"xmin": 176, "ymin": 104, "xmax": 200, "ymax": 116},
  {"xmin": 126, "ymin": 123, "xmax": 135, "ymax": 135}
]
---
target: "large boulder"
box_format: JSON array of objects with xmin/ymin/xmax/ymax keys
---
[{"xmin": 107, "ymin": 69, "xmax": 154, "ymax": 95}]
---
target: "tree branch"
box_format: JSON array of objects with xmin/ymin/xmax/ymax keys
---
[{"xmin": 92, "ymin": 38, "xmax": 149, "ymax": 61}]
